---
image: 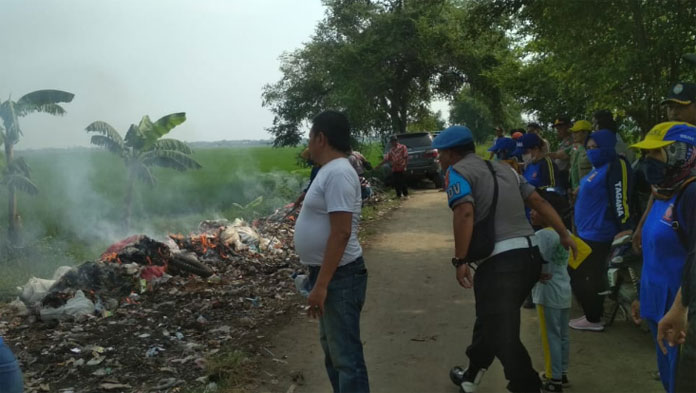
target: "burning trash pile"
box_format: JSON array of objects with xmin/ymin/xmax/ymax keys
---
[{"xmin": 1, "ymin": 205, "xmax": 306, "ymax": 392}]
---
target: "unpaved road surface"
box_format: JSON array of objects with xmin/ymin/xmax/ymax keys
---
[{"xmin": 257, "ymin": 190, "xmax": 661, "ymax": 393}]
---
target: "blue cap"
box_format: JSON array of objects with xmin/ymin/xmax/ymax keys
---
[
  {"xmin": 520, "ymin": 133, "xmax": 543, "ymax": 149},
  {"xmin": 488, "ymin": 137, "xmax": 516, "ymax": 153},
  {"xmin": 665, "ymin": 123, "xmax": 696, "ymax": 145},
  {"xmin": 432, "ymin": 125, "xmax": 474, "ymax": 149},
  {"xmin": 511, "ymin": 133, "xmax": 542, "ymax": 157}
]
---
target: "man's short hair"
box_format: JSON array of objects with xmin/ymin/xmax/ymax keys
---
[
  {"xmin": 449, "ymin": 142, "xmax": 476, "ymax": 156},
  {"xmin": 593, "ymin": 109, "xmax": 617, "ymax": 132},
  {"xmin": 311, "ymin": 110, "xmax": 351, "ymax": 153},
  {"xmin": 536, "ymin": 189, "xmax": 572, "ymax": 228}
]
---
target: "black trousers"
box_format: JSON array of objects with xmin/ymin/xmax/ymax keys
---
[
  {"xmin": 568, "ymin": 239, "xmax": 611, "ymax": 323},
  {"xmin": 392, "ymin": 171, "xmax": 408, "ymax": 197},
  {"xmin": 465, "ymin": 247, "xmax": 542, "ymax": 393}
]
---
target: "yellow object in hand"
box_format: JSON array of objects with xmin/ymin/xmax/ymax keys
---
[{"xmin": 568, "ymin": 234, "xmax": 592, "ymax": 269}]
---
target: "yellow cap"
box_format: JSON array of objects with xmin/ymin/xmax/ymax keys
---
[
  {"xmin": 630, "ymin": 122, "xmax": 689, "ymax": 150},
  {"xmin": 569, "ymin": 120, "xmax": 592, "ymax": 133}
]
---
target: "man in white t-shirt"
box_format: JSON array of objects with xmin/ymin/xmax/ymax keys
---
[{"xmin": 293, "ymin": 110, "xmax": 369, "ymax": 393}]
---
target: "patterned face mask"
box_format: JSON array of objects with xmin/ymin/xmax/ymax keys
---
[{"xmin": 652, "ymin": 141, "xmax": 696, "ymax": 197}]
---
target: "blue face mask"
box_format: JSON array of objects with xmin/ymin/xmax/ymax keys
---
[
  {"xmin": 586, "ymin": 148, "xmax": 615, "ymax": 168},
  {"xmin": 644, "ymin": 157, "xmax": 668, "ymax": 185}
]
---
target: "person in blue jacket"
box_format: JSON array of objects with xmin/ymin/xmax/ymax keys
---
[
  {"xmin": 488, "ymin": 137, "xmax": 518, "ymax": 161},
  {"xmin": 518, "ymin": 133, "xmax": 560, "ymax": 191},
  {"xmin": 631, "ymin": 122, "xmax": 696, "ymax": 393},
  {"xmin": 570, "ymin": 129, "xmax": 633, "ymax": 332},
  {"xmin": 0, "ymin": 337, "xmax": 23, "ymax": 393}
]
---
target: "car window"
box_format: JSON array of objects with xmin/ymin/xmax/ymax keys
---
[{"xmin": 398, "ymin": 134, "xmax": 432, "ymax": 149}]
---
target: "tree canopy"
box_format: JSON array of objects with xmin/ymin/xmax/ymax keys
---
[
  {"xmin": 264, "ymin": 0, "xmax": 696, "ymax": 146},
  {"xmin": 262, "ymin": 0, "xmax": 516, "ymax": 145}
]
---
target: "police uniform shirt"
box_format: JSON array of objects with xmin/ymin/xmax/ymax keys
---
[{"xmin": 447, "ymin": 153, "xmax": 536, "ymax": 243}]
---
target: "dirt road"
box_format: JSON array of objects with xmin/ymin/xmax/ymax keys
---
[{"xmin": 259, "ymin": 190, "xmax": 662, "ymax": 393}]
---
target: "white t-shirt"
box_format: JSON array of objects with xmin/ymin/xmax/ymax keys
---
[{"xmin": 294, "ymin": 157, "xmax": 363, "ymax": 266}]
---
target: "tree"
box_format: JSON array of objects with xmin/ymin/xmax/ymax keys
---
[
  {"xmin": 86, "ymin": 113, "xmax": 201, "ymax": 229},
  {"xmin": 406, "ymin": 110, "xmax": 446, "ymax": 133},
  {"xmin": 472, "ymin": 0, "xmax": 696, "ymax": 133},
  {"xmin": 263, "ymin": 0, "xmax": 457, "ymax": 145},
  {"xmin": 0, "ymin": 90, "xmax": 74, "ymax": 243}
]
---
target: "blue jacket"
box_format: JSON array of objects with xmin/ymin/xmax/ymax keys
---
[
  {"xmin": 523, "ymin": 157, "xmax": 559, "ymax": 190},
  {"xmin": 574, "ymin": 157, "xmax": 633, "ymax": 242}
]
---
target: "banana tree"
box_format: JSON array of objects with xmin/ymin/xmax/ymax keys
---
[
  {"xmin": 0, "ymin": 90, "xmax": 74, "ymax": 243},
  {"xmin": 86, "ymin": 113, "xmax": 202, "ymax": 229}
]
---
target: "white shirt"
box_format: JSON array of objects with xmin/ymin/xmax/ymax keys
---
[{"xmin": 294, "ymin": 157, "xmax": 363, "ymax": 266}]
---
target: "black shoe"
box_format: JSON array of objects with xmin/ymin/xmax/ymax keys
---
[
  {"xmin": 541, "ymin": 379, "xmax": 563, "ymax": 392},
  {"xmin": 450, "ymin": 366, "xmax": 486, "ymax": 393},
  {"xmin": 541, "ymin": 373, "xmax": 570, "ymax": 388}
]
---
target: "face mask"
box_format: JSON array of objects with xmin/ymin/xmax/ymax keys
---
[
  {"xmin": 522, "ymin": 153, "xmax": 533, "ymax": 164},
  {"xmin": 586, "ymin": 148, "xmax": 614, "ymax": 168},
  {"xmin": 644, "ymin": 157, "xmax": 668, "ymax": 185}
]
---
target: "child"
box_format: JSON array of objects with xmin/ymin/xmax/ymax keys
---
[{"xmin": 530, "ymin": 190, "xmax": 572, "ymax": 392}]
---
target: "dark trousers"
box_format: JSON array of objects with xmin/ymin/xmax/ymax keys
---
[
  {"xmin": 568, "ymin": 239, "xmax": 611, "ymax": 323},
  {"xmin": 558, "ymin": 169, "xmax": 570, "ymax": 191},
  {"xmin": 392, "ymin": 171, "xmax": 408, "ymax": 197},
  {"xmin": 676, "ymin": 309, "xmax": 696, "ymax": 392},
  {"xmin": 465, "ymin": 247, "xmax": 542, "ymax": 393}
]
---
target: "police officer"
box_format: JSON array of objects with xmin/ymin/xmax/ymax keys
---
[{"xmin": 433, "ymin": 125, "xmax": 577, "ymax": 393}]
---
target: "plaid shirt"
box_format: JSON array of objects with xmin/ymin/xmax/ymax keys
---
[{"xmin": 386, "ymin": 143, "xmax": 409, "ymax": 172}]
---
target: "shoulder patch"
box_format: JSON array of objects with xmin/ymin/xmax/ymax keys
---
[{"xmin": 446, "ymin": 167, "xmax": 472, "ymax": 208}]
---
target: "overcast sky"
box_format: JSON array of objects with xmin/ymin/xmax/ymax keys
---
[{"xmin": 0, "ymin": 0, "xmax": 328, "ymax": 149}]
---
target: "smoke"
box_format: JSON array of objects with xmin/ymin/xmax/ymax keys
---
[{"xmin": 9, "ymin": 146, "xmax": 305, "ymax": 260}]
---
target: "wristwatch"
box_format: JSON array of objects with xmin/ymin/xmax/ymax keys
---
[{"xmin": 451, "ymin": 257, "xmax": 467, "ymax": 268}]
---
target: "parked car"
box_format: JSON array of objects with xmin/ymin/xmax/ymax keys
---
[{"xmin": 382, "ymin": 132, "xmax": 443, "ymax": 188}]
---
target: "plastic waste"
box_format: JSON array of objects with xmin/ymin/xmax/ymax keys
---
[
  {"xmin": 292, "ymin": 273, "xmax": 311, "ymax": 297},
  {"xmin": 9, "ymin": 298, "xmax": 29, "ymax": 316},
  {"xmin": 19, "ymin": 277, "xmax": 57, "ymax": 305},
  {"xmin": 220, "ymin": 227, "xmax": 244, "ymax": 250},
  {"xmin": 40, "ymin": 290, "xmax": 96, "ymax": 321},
  {"xmin": 52, "ymin": 266, "xmax": 74, "ymax": 281}
]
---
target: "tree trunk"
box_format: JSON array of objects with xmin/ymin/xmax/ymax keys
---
[
  {"xmin": 124, "ymin": 175, "xmax": 135, "ymax": 232},
  {"xmin": 5, "ymin": 143, "xmax": 19, "ymax": 245}
]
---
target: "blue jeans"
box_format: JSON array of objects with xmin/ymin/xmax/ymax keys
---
[
  {"xmin": 536, "ymin": 305, "xmax": 570, "ymax": 380},
  {"xmin": 0, "ymin": 339, "xmax": 23, "ymax": 393},
  {"xmin": 308, "ymin": 258, "xmax": 369, "ymax": 393}
]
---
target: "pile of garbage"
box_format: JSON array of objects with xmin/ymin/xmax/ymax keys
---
[{"xmin": 1, "ymin": 205, "xmax": 305, "ymax": 392}]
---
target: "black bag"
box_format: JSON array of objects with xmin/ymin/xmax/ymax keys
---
[{"xmin": 464, "ymin": 160, "xmax": 499, "ymax": 262}]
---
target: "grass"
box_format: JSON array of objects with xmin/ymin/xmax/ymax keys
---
[
  {"xmin": 0, "ymin": 146, "xmax": 310, "ymax": 298},
  {"xmin": 0, "ymin": 143, "xmax": 393, "ymax": 299}
]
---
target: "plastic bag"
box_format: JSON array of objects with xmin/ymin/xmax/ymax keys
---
[
  {"xmin": 19, "ymin": 277, "xmax": 56, "ymax": 305},
  {"xmin": 40, "ymin": 290, "xmax": 96, "ymax": 321}
]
